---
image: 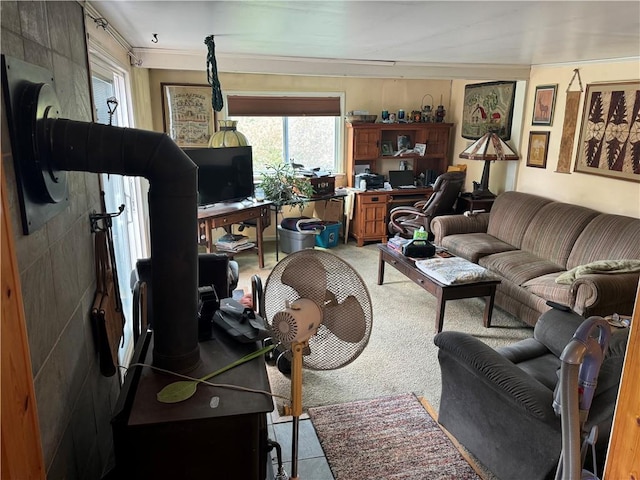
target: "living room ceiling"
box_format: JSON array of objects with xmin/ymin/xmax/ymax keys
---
[{"xmin": 88, "ymin": 1, "xmax": 640, "ymax": 79}]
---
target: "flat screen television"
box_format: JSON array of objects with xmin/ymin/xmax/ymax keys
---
[{"xmin": 182, "ymin": 146, "xmax": 254, "ymax": 206}]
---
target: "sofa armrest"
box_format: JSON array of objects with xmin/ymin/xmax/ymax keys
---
[
  {"xmin": 434, "ymin": 331, "xmax": 556, "ymax": 423},
  {"xmin": 431, "ymin": 212, "xmax": 490, "ymax": 246},
  {"xmin": 570, "ymin": 272, "xmax": 640, "ymax": 317}
]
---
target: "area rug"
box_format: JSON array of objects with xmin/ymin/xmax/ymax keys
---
[{"xmin": 307, "ymin": 393, "xmax": 483, "ymax": 480}]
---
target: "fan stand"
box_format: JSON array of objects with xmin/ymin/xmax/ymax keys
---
[{"xmin": 289, "ymin": 340, "xmax": 305, "ymax": 480}]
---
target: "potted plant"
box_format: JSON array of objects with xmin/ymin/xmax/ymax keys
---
[{"xmin": 259, "ymin": 163, "xmax": 314, "ymax": 211}]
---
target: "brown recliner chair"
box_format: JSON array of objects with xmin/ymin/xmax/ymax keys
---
[{"xmin": 388, "ymin": 171, "xmax": 465, "ymax": 239}]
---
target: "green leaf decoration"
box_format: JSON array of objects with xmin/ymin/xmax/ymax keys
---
[
  {"xmin": 157, "ymin": 381, "xmax": 198, "ymax": 404},
  {"xmin": 157, "ymin": 343, "xmax": 275, "ymax": 404}
]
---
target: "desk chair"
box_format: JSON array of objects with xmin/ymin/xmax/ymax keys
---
[
  {"xmin": 130, "ymin": 253, "xmax": 238, "ymax": 343},
  {"xmin": 388, "ymin": 171, "xmax": 465, "ymax": 239}
]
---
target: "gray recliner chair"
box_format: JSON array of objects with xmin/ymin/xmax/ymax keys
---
[
  {"xmin": 434, "ymin": 308, "xmax": 628, "ymax": 480},
  {"xmin": 388, "ymin": 171, "xmax": 465, "ymax": 239}
]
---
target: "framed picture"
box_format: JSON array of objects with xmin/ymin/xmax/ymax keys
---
[
  {"xmin": 532, "ymin": 84, "xmax": 557, "ymax": 126},
  {"xmin": 574, "ymin": 81, "xmax": 640, "ymax": 182},
  {"xmin": 381, "ymin": 141, "xmax": 394, "ymax": 155},
  {"xmin": 162, "ymin": 83, "xmax": 215, "ymax": 148},
  {"xmin": 527, "ymin": 131, "xmax": 550, "ymax": 168},
  {"xmin": 462, "ymin": 81, "xmax": 517, "ymax": 140},
  {"xmin": 414, "ymin": 143, "xmax": 426, "ymax": 156}
]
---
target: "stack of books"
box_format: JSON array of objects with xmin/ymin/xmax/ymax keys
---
[
  {"xmin": 387, "ymin": 235, "xmax": 411, "ymax": 253},
  {"xmin": 215, "ymin": 233, "xmax": 255, "ymax": 253}
]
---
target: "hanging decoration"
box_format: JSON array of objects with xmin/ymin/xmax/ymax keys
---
[
  {"xmin": 556, "ymin": 69, "xmax": 583, "ymax": 173},
  {"xmin": 204, "ymin": 35, "xmax": 224, "ymax": 112}
]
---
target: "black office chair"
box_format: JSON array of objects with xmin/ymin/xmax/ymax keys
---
[
  {"xmin": 388, "ymin": 171, "xmax": 465, "ymax": 239},
  {"xmin": 130, "ymin": 253, "xmax": 238, "ymax": 343}
]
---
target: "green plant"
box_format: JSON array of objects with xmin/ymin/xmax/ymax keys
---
[{"xmin": 259, "ymin": 163, "xmax": 314, "ymax": 211}]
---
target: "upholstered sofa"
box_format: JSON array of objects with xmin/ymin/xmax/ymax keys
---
[{"xmin": 431, "ymin": 191, "xmax": 640, "ymax": 326}]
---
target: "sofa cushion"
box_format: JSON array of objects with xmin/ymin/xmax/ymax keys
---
[
  {"xmin": 520, "ymin": 202, "xmax": 598, "ymax": 268},
  {"xmin": 479, "ymin": 250, "xmax": 564, "ymax": 286},
  {"xmin": 567, "ymin": 213, "xmax": 640, "ymax": 270},
  {"xmin": 486, "ymin": 192, "xmax": 553, "ymax": 248},
  {"xmin": 522, "ymin": 273, "xmax": 572, "ymax": 306},
  {"xmin": 441, "ymin": 232, "xmax": 517, "ymax": 263}
]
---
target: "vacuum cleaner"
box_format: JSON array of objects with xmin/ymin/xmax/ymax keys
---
[{"xmin": 553, "ymin": 316, "xmax": 611, "ymax": 480}]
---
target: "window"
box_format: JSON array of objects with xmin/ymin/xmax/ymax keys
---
[
  {"xmin": 226, "ymin": 94, "xmax": 343, "ymax": 174},
  {"xmin": 90, "ymin": 54, "xmax": 149, "ymax": 369}
]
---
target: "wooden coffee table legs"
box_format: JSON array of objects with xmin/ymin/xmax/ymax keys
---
[{"xmin": 433, "ymin": 282, "xmax": 498, "ymax": 333}]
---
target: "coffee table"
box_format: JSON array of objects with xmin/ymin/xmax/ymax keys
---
[{"xmin": 377, "ymin": 244, "xmax": 500, "ymax": 333}]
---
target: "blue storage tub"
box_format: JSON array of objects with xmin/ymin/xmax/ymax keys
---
[{"xmin": 315, "ymin": 222, "xmax": 341, "ymax": 248}]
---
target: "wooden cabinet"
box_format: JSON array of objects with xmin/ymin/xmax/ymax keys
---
[
  {"xmin": 351, "ymin": 192, "xmax": 388, "ymax": 246},
  {"xmin": 351, "ymin": 127, "xmax": 381, "ymax": 160},
  {"xmin": 346, "ymin": 122, "xmax": 453, "ymax": 187},
  {"xmin": 349, "ymin": 188, "xmax": 433, "ymax": 246}
]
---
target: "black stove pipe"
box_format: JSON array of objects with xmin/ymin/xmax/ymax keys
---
[{"xmin": 48, "ymin": 119, "xmax": 200, "ymax": 373}]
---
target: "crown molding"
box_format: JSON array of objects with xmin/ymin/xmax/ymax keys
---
[{"xmin": 131, "ymin": 48, "xmax": 532, "ymax": 80}]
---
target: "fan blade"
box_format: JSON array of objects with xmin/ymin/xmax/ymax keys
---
[
  {"xmin": 281, "ymin": 254, "xmax": 327, "ymax": 305},
  {"xmin": 322, "ymin": 295, "xmax": 367, "ymax": 343}
]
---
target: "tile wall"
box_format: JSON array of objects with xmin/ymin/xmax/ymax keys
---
[{"xmin": 1, "ymin": 2, "xmax": 119, "ymax": 478}]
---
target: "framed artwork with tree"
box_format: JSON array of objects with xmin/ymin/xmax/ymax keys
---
[{"xmin": 462, "ymin": 81, "xmax": 517, "ymax": 141}]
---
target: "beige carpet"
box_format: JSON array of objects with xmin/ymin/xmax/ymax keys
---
[{"xmin": 234, "ymin": 239, "xmax": 533, "ymax": 415}]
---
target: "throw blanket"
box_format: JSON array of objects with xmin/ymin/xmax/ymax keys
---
[
  {"xmin": 556, "ymin": 259, "xmax": 640, "ymax": 285},
  {"xmin": 415, "ymin": 256, "xmax": 493, "ymax": 285}
]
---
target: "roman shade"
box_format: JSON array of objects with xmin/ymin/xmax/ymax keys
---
[{"xmin": 227, "ymin": 95, "xmax": 341, "ymax": 116}]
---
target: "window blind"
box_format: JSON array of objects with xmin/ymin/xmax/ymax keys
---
[{"xmin": 227, "ymin": 95, "xmax": 341, "ymax": 117}]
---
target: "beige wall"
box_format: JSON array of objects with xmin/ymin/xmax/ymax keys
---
[
  {"xmin": 141, "ymin": 62, "xmax": 639, "ymax": 219},
  {"xmin": 147, "ymin": 69, "xmax": 453, "ymax": 179},
  {"xmin": 517, "ymin": 60, "xmax": 639, "ymax": 218}
]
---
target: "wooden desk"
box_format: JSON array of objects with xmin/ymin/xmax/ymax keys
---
[
  {"xmin": 197, "ymin": 200, "xmax": 272, "ymax": 268},
  {"xmin": 349, "ymin": 187, "xmax": 433, "ymax": 246}
]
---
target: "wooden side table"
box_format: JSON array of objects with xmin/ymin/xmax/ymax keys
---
[{"xmin": 456, "ymin": 194, "xmax": 495, "ymax": 214}]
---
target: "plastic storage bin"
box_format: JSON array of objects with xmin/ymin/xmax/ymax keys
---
[
  {"xmin": 277, "ymin": 225, "xmax": 316, "ymax": 253},
  {"xmin": 315, "ymin": 222, "xmax": 341, "ymax": 248}
]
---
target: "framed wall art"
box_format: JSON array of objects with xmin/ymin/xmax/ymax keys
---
[
  {"xmin": 462, "ymin": 81, "xmax": 517, "ymax": 141},
  {"xmin": 532, "ymin": 84, "xmax": 557, "ymax": 126},
  {"xmin": 381, "ymin": 141, "xmax": 394, "ymax": 155},
  {"xmin": 574, "ymin": 81, "xmax": 640, "ymax": 182},
  {"xmin": 527, "ymin": 131, "xmax": 550, "ymax": 169},
  {"xmin": 162, "ymin": 83, "xmax": 215, "ymax": 148}
]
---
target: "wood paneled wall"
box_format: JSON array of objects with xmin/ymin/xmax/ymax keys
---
[
  {"xmin": 604, "ymin": 283, "xmax": 640, "ymax": 478},
  {"xmin": 1, "ymin": 163, "xmax": 45, "ymax": 478}
]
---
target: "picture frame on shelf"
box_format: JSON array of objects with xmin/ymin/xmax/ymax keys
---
[
  {"xmin": 532, "ymin": 84, "xmax": 557, "ymax": 126},
  {"xmin": 414, "ymin": 143, "xmax": 426, "ymax": 156},
  {"xmin": 162, "ymin": 83, "xmax": 215, "ymax": 148},
  {"xmin": 526, "ymin": 131, "xmax": 550, "ymax": 169},
  {"xmin": 574, "ymin": 81, "xmax": 640, "ymax": 183},
  {"xmin": 461, "ymin": 80, "xmax": 517, "ymax": 140},
  {"xmin": 381, "ymin": 141, "xmax": 394, "ymax": 155}
]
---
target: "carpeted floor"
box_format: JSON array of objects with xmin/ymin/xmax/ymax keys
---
[
  {"xmin": 308, "ymin": 393, "xmax": 482, "ymax": 480},
  {"xmin": 234, "ymin": 240, "xmax": 533, "ymax": 414}
]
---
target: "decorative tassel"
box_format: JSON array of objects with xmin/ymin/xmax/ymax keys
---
[{"xmin": 204, "ymin": 35, "xmax": 224, "ymax": 112}]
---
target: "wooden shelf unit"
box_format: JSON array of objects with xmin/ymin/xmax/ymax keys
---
[{"xmin": 346, "ymin": 122, "xmax": 453, "ymax": 187}]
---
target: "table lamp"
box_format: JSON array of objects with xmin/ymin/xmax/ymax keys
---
[{"xmin": 459, "ymin": 132, "xmax": 519, "ymax": 198}]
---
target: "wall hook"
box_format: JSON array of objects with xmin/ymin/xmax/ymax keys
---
[
  {"xmin": 151, "ymin": 33, "xmax": 158, "ymax": 43},
  {"xmin": 90, "ymin": 204, "xmax": 125, "ymax": 233}
]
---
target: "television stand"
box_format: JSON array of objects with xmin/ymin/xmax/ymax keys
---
[{"xmin": 197, "ymin": 199, "xmax": 272, "ymax": 268}]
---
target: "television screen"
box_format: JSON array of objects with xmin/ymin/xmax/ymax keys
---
[{"xmin": 182, "ymin": 146, "xmax": 254, "ymax": 206}]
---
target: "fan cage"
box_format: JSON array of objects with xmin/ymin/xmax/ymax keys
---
[{"xmin": 264, "ymin": 250, "xmax": 373, "ymax": 370}]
